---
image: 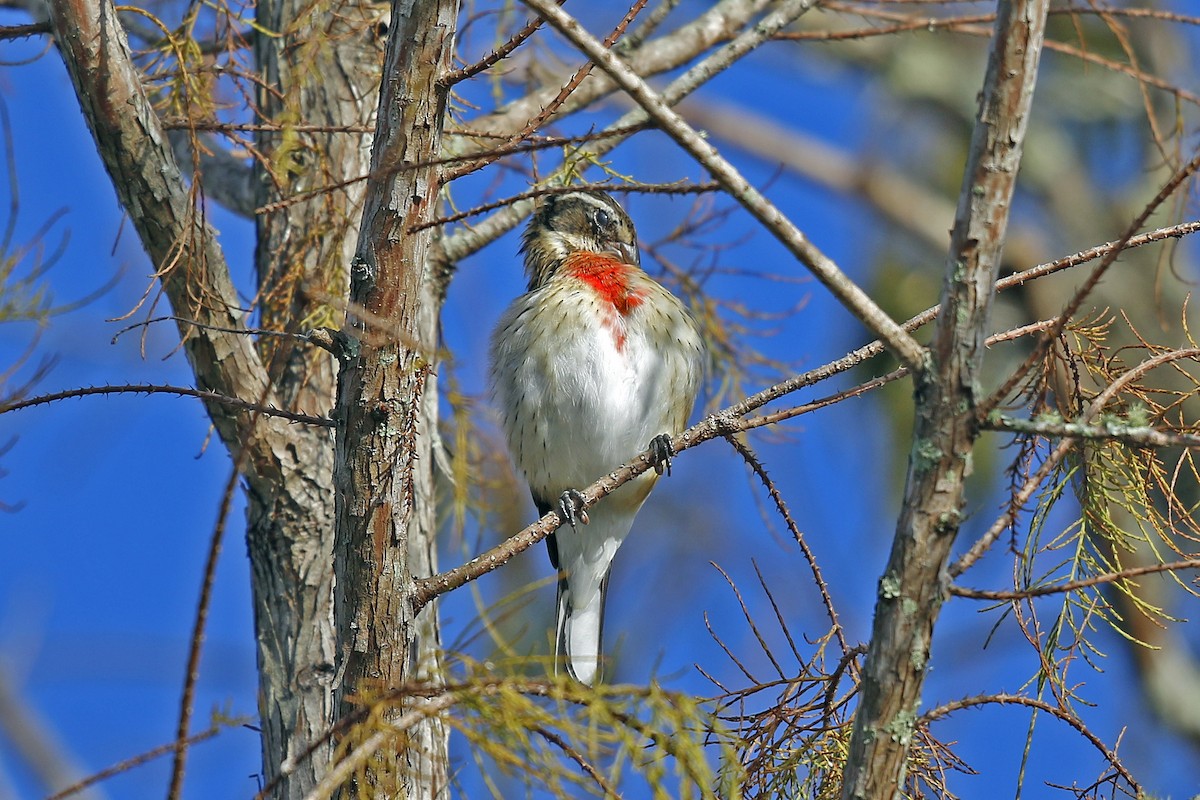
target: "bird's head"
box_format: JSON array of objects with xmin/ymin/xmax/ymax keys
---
[{"xmin": 521, "ymin": 190, "xmax": 639, "ymax": 290}]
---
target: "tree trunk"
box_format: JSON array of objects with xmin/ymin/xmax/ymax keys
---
[
  {"xmin": 248, "ymin": 1, "xmax": 385, "ymax": 795},
  {"xmin": 331, "ymin": 0, "xmax": 459, "ymax": 795}
]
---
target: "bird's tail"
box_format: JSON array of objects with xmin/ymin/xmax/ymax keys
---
[{"xmin": 554, "ymin": 568, "xmax": 611, "ymax": 686}]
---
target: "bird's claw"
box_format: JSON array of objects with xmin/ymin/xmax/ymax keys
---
[
  {"xmin": 558, "ymin": 489, "xmax": 589, "ymax": 530},
  {"xmin": 649, "ymin": 433, "xmax": 675, "ymax": 477}
]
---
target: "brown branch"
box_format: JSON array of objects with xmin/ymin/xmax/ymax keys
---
[
  {"xmin": 411, "ymin": 177, "xmax": 717, "ymax": 233},
  {"xmin": 0, "ymin": 21, "xmax": 50, "ymax": 39},
  {"xmin": 983, "ymin": 413, "xmax": 1200, "ymax": 450},
  {"xmin": 0, "ymin": 384, "xmax": 334, "ymax": 427},
  {"xmin": 531, "ymin": 726, "xmax": 621, "ymax": 799},
  {"xmin": 951, "ymin": 558, "xmax": 1200, "ymax": 601},
  {"xmin": 742, "ymin": 319, "xmax": 1058, "ymax": 431}
]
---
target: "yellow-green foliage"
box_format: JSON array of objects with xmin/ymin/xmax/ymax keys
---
[{"xmin": 334, "ymin": 662, "xmax": 743, "ymax": 799}]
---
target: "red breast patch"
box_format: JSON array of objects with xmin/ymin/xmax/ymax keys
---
[{"xmin": 563, "ymin": 252, "xmax": 644, "ymax": 316}]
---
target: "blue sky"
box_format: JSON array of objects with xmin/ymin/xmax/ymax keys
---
[{"xmin": 2, "ymin": 4, "xmax": 1200, "ymax": 798}]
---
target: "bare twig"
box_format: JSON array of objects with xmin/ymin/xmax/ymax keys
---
[
  {"xmin": 0, "ymin": 21, "xmax": 50, "ymax": 39},
  {"xmin": 531, "ymin": 726, "xmax": 621, "ymax": 798},
  {"xmin": 722, "ymin": 434, "xmax": 849, "ymax": 655},
  {"xmin": 440, "ymin": 1, "xmax": 562, "ymax": 86},
  {"xmin": 982, "ymin": 413, "xmax": 1200, "ymax": 450},
  {"xmin": 438, "ymin": 0, "xmax": 817, "ymax": 268},
  {"xmin": 922, "ymin": 693, "xmax": 1138, "ymax": 791}
]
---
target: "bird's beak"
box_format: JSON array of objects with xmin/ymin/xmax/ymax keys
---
[{"xmin": 606, "ymin": 241, "xmax": 640, "ymax": 267}]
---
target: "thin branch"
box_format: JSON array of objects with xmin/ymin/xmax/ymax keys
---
[
  {"xmin": 0, "ymin": 384, "xmax": 334, "ymax": 427},
  {"xmin": 531, "ymin": 726, "xmax": 621, "ymax": 799},
  {"xmin": 522, "ymin": 0, "xmax": 929, "ymax": 372},
  {"xmin": 951, "ymin": 558, "xmax": 1200, "ymax": 601},
  {"xmin": 742, "ymin": 319, "xmax": 1058, "ymax": 431},
  {"xmin": 109, "ymin": 315, "xmax": 312, "ymax": 346},
  {"xmin": 440, "ymin": 1, "xmax": 562, "ymax": 86},
  {"xmin": 412, "ymin": 178, "xmax": 718, "ymax": 233},
  {"xmin": 166, "ymin": 465, "xmax": 242, "ymax": 799},
  {"xmin": 722, "ymin": 434, "xmax": 849, "ymax": 654},
  {"xmin": 0, "ymin": 21, "xmax": 50, "ymax": 39}
]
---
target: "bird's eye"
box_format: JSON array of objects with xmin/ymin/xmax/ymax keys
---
[{"xmin": 594, "ymin": 208, "xmax": 612, "ymax": 228}]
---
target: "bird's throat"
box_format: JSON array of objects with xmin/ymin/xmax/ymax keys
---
[{"xmin": 563, "ymin": 252, "xmax": 644, "ymax": 317}]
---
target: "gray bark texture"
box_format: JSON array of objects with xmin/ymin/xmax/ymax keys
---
[
  {"xmin": 247, "ymin": 0, "xmax": 384, "ymax": 795},
  {"xmin": 330, "ymin": 0, "xmax": 459, "ymax": 795}
]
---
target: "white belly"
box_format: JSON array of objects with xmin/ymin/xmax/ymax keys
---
[{"xmin": 491, "ymin": 286, "xmax": 680, "ymax": 499}]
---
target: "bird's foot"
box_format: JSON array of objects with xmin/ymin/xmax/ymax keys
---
[
  {"xmin": 649, "ymin": 433, "xmax": 675, "ymax": 477},
  {"xmin": 558, "ymin": 489, "xmax": 589, "ymax": 529}
]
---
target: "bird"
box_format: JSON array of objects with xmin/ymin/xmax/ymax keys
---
[{"xmin": 490, "ymin": 189, "xmax": 705, "ymax": 686}]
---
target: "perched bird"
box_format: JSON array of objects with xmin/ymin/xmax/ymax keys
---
[{"xmin": 490, "ymin": 190, "xmax": 705, "ymax": 685}]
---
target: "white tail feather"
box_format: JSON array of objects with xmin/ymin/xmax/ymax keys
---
[{"xmin": 555, "ymin": 577, "xmax": 606, "ymax": 686}]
